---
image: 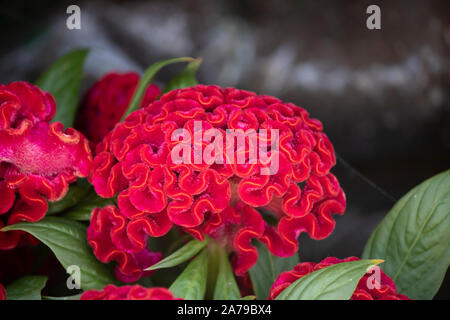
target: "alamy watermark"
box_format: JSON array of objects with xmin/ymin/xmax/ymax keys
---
[
  {"xmin": 66, "ymin": 265, "xmax": 81, "ymax": 290},
  {"xmin": 366, "ymin": 265, "xmax": 382, "ymax": 290},
  {"xmin": 171, "ymin": 121, "xmax": 280, "ymax": 175},
  {"xmin": 66, "ymin": 5, "xmax": 81, "ymax": 30},
  {"xmin": 366, "ymin": 5, "xmax": 381, "ymax": 30}
]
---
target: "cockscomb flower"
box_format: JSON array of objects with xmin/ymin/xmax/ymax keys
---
[
  {"xmin": 87, "ymin": 205, "xmax": 163, "ymax": 282},
  {"xmin": 0, "ymin": 81, "xmax": 92, "ymax": 250},
  {"xmin": 75, "ymin": 72, "xmax": 160, "ymax": 144},
  {"xmin": 269, "ymin": 257, "xmax": 410, "ymax": 300},
  {"xmin": 89, "ymin": 85, "xmax": 345, "ymax": 278},
  {"xmin": 80, "ymin": 284, "xmax": 179, "ymax": 300}
]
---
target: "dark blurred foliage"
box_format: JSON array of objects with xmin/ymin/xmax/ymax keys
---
[{"xmin": 0, "ymin": 0, "xmax": 448, "ymax": 298}]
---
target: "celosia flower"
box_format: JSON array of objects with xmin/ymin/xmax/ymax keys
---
[
  {"xmin": 75, "ymin": 72, "xmax": 160, "ymax": 144},
  {"xmin": 0, "ymin": 81, "xmax": 92, "ymax": 250},
  {"xmin": 0, "ymin": 283, "xmax": 5, "ymax": 300},
  {"xmin": 81, "ymin": 284, "xmax": 179, "ymax": 300},
  {"xmin": 269, "ymin": 257, "xmax": 410, "ymax": 300},
  {"xmin": 89, "ymin": 85, "xmax": 345, "ymax": 280},
  {"xmin": 88, "ymin": 205, "xmax": 163, "ymax": 282}
]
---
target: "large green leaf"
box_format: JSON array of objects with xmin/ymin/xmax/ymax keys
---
[
  {"xmin": 2, "ymin": 217, "xmax": 117, "ymax": 290},
  {"xmin": 47, "ymin": 184, "xmax": 90, "ymax": 215},
  {"xmin": 62, "ymin": 192, "xmax": 115, "ymax": 221},
  {"xmin": 276, "ymin": 259, "xmax": 382, "ymax": 300},
  {"xmin": 362, "ymin": 170, "xmax": 450, "ymax": 299},
  {"xmin": 36, "ymin": 49, "xmax": 88, "ymax": 127},
  {"xmin": 163, "ymin": 58, "xmax": 202, "ymax": 93},
  {"xmin": 169, "ymin": 249, "xmax": 208, "ymax": 300},
  {"xmin": 249, "ymin": 243, "xmax": 299, "ymax": 300},
  {"xmin": 213, "ymin": 246, "xmax": 241, "ymax": 300},
  {"xmin": 6, "ymin": 276, "xmax": 48, "ymax": 300},
  {"xmin": 122, "ymin": 57, "xmax": 194, "ymax": 120},
  {"xmin": 146, "ymin": 238, "xmax": 208, "ymax": 271}
]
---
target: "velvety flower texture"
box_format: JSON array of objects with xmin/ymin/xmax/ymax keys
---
[
  {"xmin": 75, "ymin": 72, "xmax": 160, "ymax": 144},
  {"xmin": 269, "ymin": 257, "xmax": 410, "ymax": 300},
  {"xmin": 81, "ymin": 284, "xmax": 179, "ymax": 300},
  {"xmin": 0, "ymin": 82, "xmax": 92, "ymax": 250},
  {"xmin": 89, "ymin": 85, "xmax": 345, "ymax": 280}
]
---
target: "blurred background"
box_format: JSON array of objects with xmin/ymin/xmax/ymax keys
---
[{"xmin": 0, "ymin": 0, "xmax": 449, "ymax": 298}]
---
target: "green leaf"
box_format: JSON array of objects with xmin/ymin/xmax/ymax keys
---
[
  {"xmin": 145, "ymin": 238, "xmax": 208, "ymax": 271},
  {"xmin": 47, "ymin": 184, "xmax": 90, "ymax": 215},
  {"xmin": 63, "ymin": 192, "xmax": 115, "ymax": 221},
  {"xmin": 362, "ymin": 170, "xmax": 450, "ymax": 300},
  {"xmin": 122, "ymin": 57, "xmax": 194, "ymax": 120},
  {"xmin": 2, "ymin": 217, "xmax": 117, "ymax": 290},
  {"xmin": 213, "ymin": 246, "xmax": 241, "ymax": 300},
  {"xmin": 240, "ymin": 295, "xmax": 256, "ymax": 300},
  {"xmin": 163, "ymin": 58, "xmax": 202, "ymax": 93},
  {"xmin": 36, "ymin": 49, "xmax": 88, "ymax": 127},
  {"xmin": 169, "ymin": 249, "xmax": 208, "ymax": 300},
  {"xmin": 276, "ymin": 259, "xmax": 382, "ymax": 300},
  {"xmin": 6, "ymin": 276, "xmax": 48, "ymax": 300},
  {"xmin": 249, "ymin": 243, "xmax": 299, "ymax": 300},
  {"xmin": 165, "ymin": 234, "xmax": 194, "ymax": 255}
]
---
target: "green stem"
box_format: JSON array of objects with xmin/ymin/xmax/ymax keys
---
[
  {"xmin": 122, "ymin": 57, "xmax": 194, "ymax": 120},
  {"xmin": 205, "ymin": 241, "xmax": 223, "ymax": 299}
]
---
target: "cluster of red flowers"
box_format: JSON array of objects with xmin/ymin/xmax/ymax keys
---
[
  {"xmin": 269, "ymin": 257, "xmax": 410, "ymax": 300},
  {"xmin": 0, "ymin": 71, "xmax": 410, "ymax": 301},
  {"xmin": 0, "ymin": 82, "xmax": 92, "ymax": 250},
  {"xmin": 0, "ymin": 74, "xmax": 160, "ymax": 297},
  {"xmin": 88, "ymin": 84, "xmax": 346, "ymax": 281}
]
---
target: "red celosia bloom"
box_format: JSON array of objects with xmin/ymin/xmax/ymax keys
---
[
  {"xmin": 81, "ymin": 284, "xmax": 179, "ymax": 300},
  {"xmin": 89, "ymin": 85, "xmax": 345, "ymax": 280},
  {"xmin": 0, "ymin": 81, "xmax": 92, "ymax": 250},
  {"xmin": 269, "ymin": 257, "xmax": 410, "ymax": 300},
  {"xmin": 75, "ymin": 72, "xmax": 160, "ymax": 144},
  {"xmin": 0, "ymin": 283, "xmax": 5, "ymax": 300},
  {"xmin": 88, "ymin": 205, "xmax": 163, "ymax": 282}
]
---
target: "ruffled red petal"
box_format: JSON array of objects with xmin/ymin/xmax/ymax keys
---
[
  {"xmin": 81, "ymin": 284, "xmax": 179, "ymax": 300},
  {"xmin": 232, "ymin": 204, "xmax": 265, "ymax": 275},
  {"xmin": 0, "ymin": 82, "xmax": 92, "ymax": 250},
  {"xmin": 87, "ymin": 205, "xmax": 163, "ymax": 283}
]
